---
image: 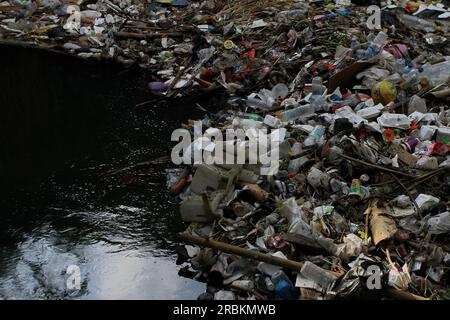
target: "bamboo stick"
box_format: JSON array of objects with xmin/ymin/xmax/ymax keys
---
[{"xmin": 178, "ymin": 232, "xmax": 305, "ymax": 272}]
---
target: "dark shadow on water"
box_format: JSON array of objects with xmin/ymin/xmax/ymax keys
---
[{"xmin": 0, "ymin": 44, "xmax": 222, "ymax": 299}]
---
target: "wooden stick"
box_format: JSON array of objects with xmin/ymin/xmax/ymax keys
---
[
  {"xmin": 178, "ymin": 232, "xmax": 305, "ymax": 272},
  {"xmin": 178, "ymin": 234, "xmax": 430, "ymax": 299},
  {"xmin": 339, "ymin": 154, "xmax": 416, "ymax": 178},
  {"xmin": 114, "ymin": 31, "xmax": 185, "ymax": 40},
  {"xmin": 166, "ymin": 56, "xmax": 192, "ymax": 98},
  {"xmin": 405, "ymin": 168, "xmax": 446, "ymax": 190},
  {"xmin": 389, "ymin": 173, "xmax": 420, "ymax": 214},
  {"xmin": 384, "ymin": 288, "xmax": 429, "ymax": 301}
]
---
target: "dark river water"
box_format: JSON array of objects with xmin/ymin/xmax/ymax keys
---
[{"xmin": 0, "ymin": 44, "xmax": 221, "ymax": 299}]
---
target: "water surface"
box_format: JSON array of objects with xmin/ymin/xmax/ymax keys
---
[{"xmin": 0, "ymin": 44, "xmax": 216, "ymax": 299}]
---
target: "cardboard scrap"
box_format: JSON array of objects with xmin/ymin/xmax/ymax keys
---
[
  {"xmin": 328, "ymin": 61, "xmax": 374, "ymax": 92},
  {"xmin": 365, "ymin": 198, "xmax": 397, "ymax": 246},
  {"xmin": 388, "ymin": 143, "xmax": 418, "ymax": 166}
]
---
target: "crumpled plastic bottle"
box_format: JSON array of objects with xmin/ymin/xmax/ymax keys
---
[
  {"xmin": 277, "ymin": 9, "xmax": 307, "ymax": 23},
  {"xmin": 401, "ymin": 68, "xmax": 421, "ymax": 91},
  {"xmin": 399, "ymin": 14, "xmax": 437, "ymax": 33},
  {"xmin": 394, "ymin": 59, "xmax": 413, "ymax": 75},
  {"xmin": 304, "ymin": 125, "xmax": 325, "ymax": 147},
  {"xmin": 419, "ymin": 61, "xmax": 450, "ymax": 87},
  {"xmin": 279, "ymin": 104, "xmax": 315, "ymax": 122},
  {"xmin": 364, "ymin": 31, "xmax": 388, "ymax": 59},
  {"xmin": 311, "ymin": 77, "xmax": 324, "ymax": 96},
  {"xmin": 271, "ymin": 270, "xmax": 297, "ymax": 300},
  {"xmin": 246, "ymin": 84, "xmax": 289, "ymax": 110}
]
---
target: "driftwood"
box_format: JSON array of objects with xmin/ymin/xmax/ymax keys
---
[
  {"xmin": 179, "ymin": 232, "xmax": 430, "ymax": 300},
  {"xmin": 178, "ymin": 232, "xmax": 305, "ymax": 272},
  {"xmin": 339, "ymin": 153, "xmax": 416, "ymax": 178}
]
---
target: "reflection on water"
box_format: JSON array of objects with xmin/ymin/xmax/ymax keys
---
[
  {"xmin": 0, "ymin": 45, "xmax": 216, "ymax": 299},
  {"xmin": 0, "ymin": 167, "xmax": 206, "ymax": 299},
  {"xmin": 0, "ymin": 225, "xmax": 202, "ymax": 300},
  {"xmin": 0, "ymin": 148, "xmax": 204, "ymax": 299}
]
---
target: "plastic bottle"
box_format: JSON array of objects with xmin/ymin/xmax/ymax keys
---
[
  {"xmin": 291, "ymin": 142, "xmax": 302, "ymax": 156},
  {"xmin": 401, "ymin": 69, "xmax": 419, "ymax": 89},
  {"xmin": 372, "ymin": 31, "xmax": 388, "ymax": 48},
  {"xmin": 399, "ymin": 14, "xmax": 436, "ymax": 33},
  {"xmin": 310, "ymin": 77, "xmax": 326, "ymax": 111},
  {"xmin": 304, "ymin": 125, "xmax": 325, "ymax": 147},
  {"xmin": 355, "ymin": 49, "xmax": 366, "ymax": 60},
  {"xmin": 311, "ymin": 95, "xmax": 327, "ymax": 112},
  {"xmin": 397, "ymin": 90, "xmax": 408, "ymax": 107},
  {"xmin": 419, "ymin": 61, "xmax": 450, "ymax": 87},
  {"xmin": 351, "ymin": 36, "xmax": 361, "ymax": 55},
  {"xmin": 311, "ymin": 77, "xmax": 324, "ymax": 96},
  {"xmin": 288, "ymin": 155, "xmax": 309, "ymax": 174},
  {"xmin": 246, "ymin": 97, "xmax": 271, "ymax": 110},
  {"xmin": 277, "ymin": 9, "xmax": 307, "ymax": 22},
  {"xmin": 351, "ymin": 36, "xmax": 361, "ymax": 53},
  {"xmin": 365, "ymin": 31, "xmax": 388, "ymax": 59},
  {"xmin": 232, "ymin": 118, "xmax": 263, "ymax": 129},
  {"xmin": 265, "ymin": 277, "xmax": 274, "ymax": 291},
  {"xmin": 394, "ymin": 59, "xmax": 410, "ymax": 75},
  {"xmin": 271, "ymin": 270, "xmax": 297, "ymax": 300},
  {"xmin": 279, "ymin": 104, "xmax": 315, "ymax": 122},
  {"xmin": 231, "ymin": 280, "xmax": 254, "ymax": 291},
  {"xmin": 274, "ymin": 279, "xmax": 297, "ymax": 300},
  {"xmin": 385, "ymin": 72, "xmax": 402, "ymax": 84}
]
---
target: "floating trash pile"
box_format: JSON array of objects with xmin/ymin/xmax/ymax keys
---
[
  {"xmin": 164, "ymin": 1, "xmax": 450, "ymax": 300},
  {"xmin": 2, "ymin": 0, "xmax": 449, "ymax": 300}
]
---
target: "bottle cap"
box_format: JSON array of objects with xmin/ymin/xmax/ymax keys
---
[
  {"xmin": 360, "ymin": 174, "xmax": 369, "ymax": 183},
  {"xmin": 224, "ymin": 40, "xmax": 234, "ymax": 50}
]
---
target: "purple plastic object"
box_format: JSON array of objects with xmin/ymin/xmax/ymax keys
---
[
  {"xmin": 148, "ymin": 82, "xmax": 169, "ymax": 92},
  {"xmin": 404, "ymin": 138, "xmax": 419, "ymax": 153},
  {"xmin": 385, "ymin": 44, "xmax": 408, "ymax": 59}
]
